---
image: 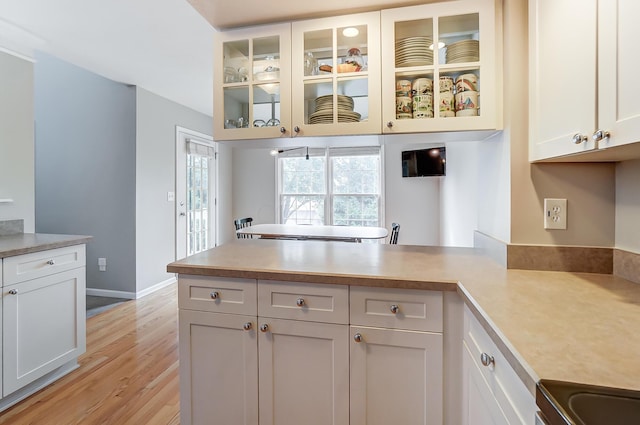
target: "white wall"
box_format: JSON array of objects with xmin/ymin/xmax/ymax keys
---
[
  {"xmin": 615, "ymin": 159, "xmax": 640, "ymax": 253},
  {"xmin": 135, "ymin": 88, "xmax": 212, "ymax": 292},
  {"xmin": 231, "ymin": 147, "xmax": 277, "ymax": 228},
  {"xmin": 217, "ymin": 143, "xmax": 235, "ymax": 244},
  {"xmin": 0, "ymin": 52, "xmax": 35, "ymax": 232}
]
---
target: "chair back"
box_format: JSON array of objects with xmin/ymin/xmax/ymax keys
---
[
  {"xmin": 234, "ymin": 217, "xmax": 253, "ymax": 239},
  {"xmin": 389, "ymin": 222, "xmax": 400, "ymax": 244}
]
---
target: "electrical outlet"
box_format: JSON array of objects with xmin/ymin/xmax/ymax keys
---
[
  {"xmin": 98, "ymin": 257, "xmax": 107, "ymax": 272},
  {"xmin": 544, "ymin": 198, "xmax": 567, "ymax": 230}
]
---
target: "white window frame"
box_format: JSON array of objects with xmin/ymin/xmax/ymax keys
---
[{"xmin": 276, "ymin": 146, "xmax": 385, "ymax": 226}]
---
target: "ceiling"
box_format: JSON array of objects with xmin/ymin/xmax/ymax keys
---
[{"xmin": 0, "ymin": 0, "xmax": 215, "ymax": 116}]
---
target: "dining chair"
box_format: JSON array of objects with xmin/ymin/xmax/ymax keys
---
[
  {"xmin": 389, "ymin": 222, "xmax": 400, "ymax": 244},
  {"xmin": 234, "ymin": 217, "xmax": 253, "ymax": 239}
]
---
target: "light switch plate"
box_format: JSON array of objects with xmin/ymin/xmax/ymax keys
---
[
  {"xmin": 544, "ymin": 198, "xmax": 567, "ymax": 230},
  {"xmin": 167, "ymin": 191, "xmax": 175, "ymax": 202}
]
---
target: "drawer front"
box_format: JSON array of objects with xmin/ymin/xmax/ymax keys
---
[
  {"xmin": 463, "ymin": 305, "xmax": 535, "ymax": 425},
  {"xmin": 350, "ymin": 286, "xmax": 443, "ymax": 332},
  {"xmin": 178, "ymin": 275, "xmax": 257, "ymax": 315},
  {"xmin": 3, "ymin": 244, "xmax": 86, "ymax": 286},
  {"xmin": 258, "ymin": 281, "xmax": 349, "ymax": 324}
]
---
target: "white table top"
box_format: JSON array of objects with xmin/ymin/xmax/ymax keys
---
[{"xmin": 236, "ymin": 224, "xmax": 389, "ymax": 242}]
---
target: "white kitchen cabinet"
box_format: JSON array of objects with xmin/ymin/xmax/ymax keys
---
[
  {"xmin": 529, "ymin": 0, "xmax": 640, "ymax": 161},
  {"xmin": 381, "ymin": 0, "xmax": 502, "ymax": 134},
  {"xmin": 349, "ymin": 286, "xmax": 444, "ymax": 425},
  {"xmin": 2, "ymin": 245, "xmax": 86, "ymax": 396},
  {"xmin": 461, "ymin": 305, "xmax": 535, "ymax": 425},
  {"xmin": 214, "ymin": 23, "xmax": 292, "ymax": 141},
  {"xmin": 178, "ymin": 309, "xmax": 258, "ymax": 425},
  {"xmin": 291, "ymin": 11, "xmax": 381, "ymax": 137}
]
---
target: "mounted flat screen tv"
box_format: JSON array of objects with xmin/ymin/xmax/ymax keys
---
[{"xmin": 402, "ymin": 147, "xmax": 446, "ymax": 177}]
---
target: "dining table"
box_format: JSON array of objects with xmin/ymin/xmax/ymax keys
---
[{"xmin": 236, "ymin": 223, "xmax": 389, "ymax": 243}]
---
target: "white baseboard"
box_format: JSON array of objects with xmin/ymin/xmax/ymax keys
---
[{"xmin": 86, "ymin": 276, "xmax": 177, "ymax": 300}]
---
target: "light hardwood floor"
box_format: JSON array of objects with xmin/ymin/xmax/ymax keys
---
[{"xmin": 0, "ymin": 283, "xmax": 180, "ymax": 425}]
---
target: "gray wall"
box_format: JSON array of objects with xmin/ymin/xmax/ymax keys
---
[
  {"xmin": 0, "ymin": 52, "xmax": 35, "ymax": 232},
  {"xmin": 616, "ymin": 159, "xmax": 640, "ymax": 253},
  {"xmin": 34, "ymin": 52, "xmax": 137, "ymax": 293},
  {"xmin": 135, "ymin": 88, "xmax": 212, "ymax": 292}
]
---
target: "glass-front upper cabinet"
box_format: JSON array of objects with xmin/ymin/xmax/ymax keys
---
[
  {"xmin": 213, "ymin": 23, "xmax": 292, "ymax": 140},
  {"xmin": 381, "ymin": 0, "xmax": 502, "ymax": 133},
  {"xmin": 291, "ymin": 12, "xmax": 381, "ymax": 137}
]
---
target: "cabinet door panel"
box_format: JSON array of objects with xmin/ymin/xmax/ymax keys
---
[
  {"xmin": 598, "ymin": 0, "xmax": 640, "ymax": 150},
  {"xmin": 350, "ymin": 326, "xmax": 443, "ymax": 425},
  {"xmin": 3, "ymin": 268, "xmax": 86, "ymax": 395},
  {"xmin": 178, "ymin": 310, "xmax": 258, "ymax": 425},
  {"xmin": 529, "ymin": 0, "xmax": 597, "ymax": 160},
  {"xmin": 258, "ymin": 318, "xmax": 349, "ymax": 425},
  {"xmin": 462, "ymin": 342, "xmax": 510, "ymax": 425}
]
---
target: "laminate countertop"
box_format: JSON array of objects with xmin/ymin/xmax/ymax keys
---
[
  {"xmin": 167, "ymin": 239, "xmax": 640, "ymax": 396},
  {"xmin": 0, "ymin": 233, "xmax": 92, "ymax": 258}
]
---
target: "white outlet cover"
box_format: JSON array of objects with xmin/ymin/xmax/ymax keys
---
[
  {"xmin": 167, "ymin": 191, "xmax": 175, "ymax": 202},
  {"xmin": 544, "ymin": 198, "xmax": 567, "ymax": 230}
]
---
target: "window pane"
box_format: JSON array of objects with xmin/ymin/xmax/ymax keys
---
[
  {"xmin": 281, "ymin": 195, "xmax": 325, "ymax": 225},
  {"xmin": 281, "ymin": 157, "xmax": 326, "ymax": 194},
  {"xmin": 332, "ymin": 155, "xmax": 379, "ymax": 194},
  {"xmin": 333, "ymin": 195, "xmax": 379, "ymax": 227}
]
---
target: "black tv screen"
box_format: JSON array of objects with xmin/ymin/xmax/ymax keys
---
[{"xmin": 402, "ymin": 147, "xmax": 446, "ymax": 177}]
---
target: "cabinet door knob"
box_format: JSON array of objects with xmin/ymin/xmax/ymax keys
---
[
  {"xmin": 572, "ymin": 133, "xmax": 588, "ymax": 144},
  {"xmin": 353, "ymin": 333, "xmax": 363, "ymax": 343},
  {"xmin": 210, "ymin": 291, "xmax": 220, "ymax": 299},
  {"xmin": 387, "ymin": 121, "xmax": 394, "ymax": 128},
  {"xmin": 280, "ymin": 126, "xmax": 286, "ymax": 134},
  {"xmin": 296, "ymin": 298, "xmax": 305, "ymax": 307},
  {"xmin": 259, "ymin": 324, "xmax": 269, "ymax": 333},
  {"xmin": 243, "ymin": 322, "xmax": 253, "ymax": 331},
  {"xmin": 8, "ymin": 289, "xmax": 17, "ymax": 295},
  {"xmin": 592, "ymin": 129, "xmax": 611, "ymax": 142},
  {"xmin": 480, "ymin": 352, "xmax": 495, "ymax": 367},
  {"xmin": 293, "ymin": 126, "xmax": 301, "ymax": 133},
  {"xmin": 390, "ymin": 304, "xmax": 399, "ymax": 314},
  {"xmin": 46, "ymin": 259, "xmax": 56, "ymax": 265}
]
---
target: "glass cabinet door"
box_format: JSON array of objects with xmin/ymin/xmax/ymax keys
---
[
  {"xmin": 214, "ymin": 23, "xmax": 291, "ymax": 140},
  {"xmin": 291, "ymin": 12, "xmax": 381, "ymax": 137},
  {"xmin": 381, "ymin": 0, "xmax": 500, "ymax": 133}
]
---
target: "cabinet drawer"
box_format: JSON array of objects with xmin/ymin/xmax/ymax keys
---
[
  {"xmin": 3, "ymin": 244, "xmax": 86, "ymax": 286},
  {"xmin": 258, "ymin": 281, "xmax": 349, "ymax": 324},
  {"xmin": 463, "ymin": 305, "xmax": 535, "ymax": 425},
  {"xmin": 178, "ymin": 275, "xmax": 257, "ymax": 315},
  {"xmin": 350, "ymin": 286, "xmax": 443, "ymax": 332}
]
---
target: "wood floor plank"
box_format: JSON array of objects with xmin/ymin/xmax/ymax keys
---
[{"xmin": 0, "ymin": 283, "xmax": 181, "ymax": 425}]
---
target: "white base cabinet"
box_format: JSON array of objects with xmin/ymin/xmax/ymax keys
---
[{"xmin": 0, "ymin": 244, "xmax": 86, "ymax": 407}]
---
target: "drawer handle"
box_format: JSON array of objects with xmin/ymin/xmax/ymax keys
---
[
  {"xmin": 210, "ymin": 291, "xmax": 220, "ymax": 300},
  {"xmin": 390, "ymin": 304, "xmax": 399, "ymax": 314},
  {"xmin": 46, "ymin": 259, "xmax": 56, "ymax": 265},
  {"xmin": 480, "ymin": 352, "xmax": 495, "ymax": 368},
  {"xmin": 259, "ymin": 324, "xmax": 269, "ymax": 333},
  {"xmin": 243, "ymin": 322, "xmax": 253, "ymax": 331},
  {"xmin": 296, "ymin": 298, "xmax": 305, "ymax": 307},
  {"xmin": 353, "ymin": 333, "xmax": 363, "ymax": 343},
  {"xmin": 8, "ymin": 289, "xmax": 17, "ymax": 295}
]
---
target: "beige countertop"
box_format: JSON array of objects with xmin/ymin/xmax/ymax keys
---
[
  {"xmin": 0, "ymin": 233, "xmax": 92, "ymax": 258},
  {"xmin": 167, "ymin": 239, "xmax": 640, "ymax": 395}
]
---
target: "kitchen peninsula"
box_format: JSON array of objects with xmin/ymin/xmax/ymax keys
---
[{"xmin": 168, "ymin": 239, "xmax": 640, "ymax": 424}]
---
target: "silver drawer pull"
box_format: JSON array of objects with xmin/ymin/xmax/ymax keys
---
[
  {"xmin": 353, "ymin": 333, "xmax": 363, "ymax": 343},
  {"xmin": 46, "ymin": 259, "xmax": 56, "ymax": 265},
  {"xmin": 259, "ymin": 324, "xmax": 269, "ymax": 333},
  {"xmin": 296, "ymin": 298, "xmax": 305, "ymax": 307},
  {"xmin": 243, "ymin": 322, "xmax": 253, "ymax": 331},
  {"xmin": 480, "ymin": 352, "xmax": 495, "ymax": 368},
  {"xmin": 390, "ymin": 304, "xmax": 399, "ymax": 314},
  {"xmin": 210, "ymin": 291, "xmax": 220, "ymax": 300},
  {"xmin": 8, "ymin": 289, "xmax": 17, "ymax": 295}
]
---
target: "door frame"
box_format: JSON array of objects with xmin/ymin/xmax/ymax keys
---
[{"xmin": 175, "ymin": 126, "xmax": 217, "ymax": 260}]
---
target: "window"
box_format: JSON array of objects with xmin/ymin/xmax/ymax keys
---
[{"xmin": 278, "ymin": 147, "xmax": 382, "ymax": 226}]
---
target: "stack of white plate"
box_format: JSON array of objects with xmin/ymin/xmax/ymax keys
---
[
  {"xmin": 395, "ymin": 36, "xmax": 434, "ymax": 67},
  {"xmin": 309, "ymin": 95, "xmax": 360, "ymax": 124},
  {"xmin": 445, "ymin": 40, "xmax": 479, "ymax": 64}
]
